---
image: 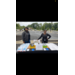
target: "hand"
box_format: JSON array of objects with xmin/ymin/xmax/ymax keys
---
[{"xmin": 23, "ymin": 41, "xmax": 25, "ymax": 43}]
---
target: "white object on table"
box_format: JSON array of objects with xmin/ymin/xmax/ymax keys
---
[
  {"xmin": 46, "ymin": 43, "xmax": 58, "ymax": 50},
  {"xmin": 17, "ymin": 43, "xmax": 30, "ymax": 52},
  {"xmin": 16, "ymin": 46, "xmax": 22, "ymax": 52},
  {"xmin": 36, "ymin": 43, "xmax": 43, "ymax": 50},
  {"xmin": 44, "ymin": 48, "xmax": 46, "ymax": 51},
  {"xmin": 27, "ymin": 49, "xmax": 29, "ymax": 51},
  {"xmin": 34, "ymin": 43, "xmax": 38, "ymax": 45}
]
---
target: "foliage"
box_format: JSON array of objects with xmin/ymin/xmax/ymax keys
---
[{"xmin": 16, "ymin": 22, "xmax": 58, "ymax": 31}]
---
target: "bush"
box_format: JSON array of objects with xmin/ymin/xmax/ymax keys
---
[
  {"xmin": 51, "ymin": 27, "xmax": 54, "ymax": 30},
  {"xmin": 56, "ymin": 28, "xmax": 58, "ymax": 31}
]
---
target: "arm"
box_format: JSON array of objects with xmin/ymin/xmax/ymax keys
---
[
  {"xmin": 29, "ymin": 32, "xmax": 30, "ymax": 40},
  {"xmin": 22, "ymin": 32, "xmax": 25, "ymax": 42},
  {"xmin": 38, "ymin": 33, "xmax": 43, "ymax": 40},
  {"xmin": 47, "ymin": 34, "xmax": 51, "ymax": 39}
]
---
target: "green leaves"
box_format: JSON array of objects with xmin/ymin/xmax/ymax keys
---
[
  {"xmin": 16, "ymin": 22, "xmax": 58, "ymax": 31},
  {"xmin": 16, "ymin": 23, "xmax": 20, "ymax": 29},
  {"xmin": 53, "ymin": 23, "xmax": 58, "ymax": 30},
  {"xmin": 41, "ymin": 23, "xmax": 45, "ymax": 30},
  {"xmin": 51, "ymin": 27, "xmax": 54, "ymax": 30},
  {"xmin": 16, "ymin": 23, "xmax": 25, "ymax": 29}
]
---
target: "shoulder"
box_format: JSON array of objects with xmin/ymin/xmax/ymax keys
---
[{"xmin": 22, "ymin": 31, "xmax": 25, "ymax": 34}]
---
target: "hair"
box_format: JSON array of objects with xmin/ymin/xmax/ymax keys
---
[
  {"xmin": 24, "ymin": 27, "xmax": 29, "ymax": 30},
  {"xmin": 43, "ymin": 29, "xmax": 47, "ymax": 32}
]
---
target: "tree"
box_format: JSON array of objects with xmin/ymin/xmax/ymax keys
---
[
  {"xmin": 38, "ymin": 23, "xmax": 42, "ymax": 30},
  {"xmin": 42, "ymin": 25, "xmax": 45, "ymax": 30},
  {"xmin": 51, "ymin": 27, "xmax": 54, "ymax": 30},
  {"xmin": 31, "ymin": 23, "xmax": 39, "ymax": 29},
  {"xmin": 46, "ymin": 27, "xmax": 49, "ymax": 30},
  {"xmin": 43, "ymin": 22, "xmax": 49, "ymax": 29},
  {"xmin": 48, "ymin": 23, "xmax": 52, "ymax": 32},
  {"xmin": 16, "ymin": 23, "xmax": 25, "ymax": 29},
  {"xmin": 16, "ymin": 23, "xmax": 20, "ymax": 29},
  {"xmin": 27, "ymin": 25, "xmax": 32, "ymax": 27},
  {"xmin": 20, "ymin": 25, "xmax": 25, "ymax": 29},
  {"xmin": 53, "ymin": 23, "xmax": 58, "ymax": 30},
  {"xmin": 56, "ymin": 28, "xmax": 58, "ymax": 31}
]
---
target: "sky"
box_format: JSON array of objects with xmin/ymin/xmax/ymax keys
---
[{"xmin": 16, "ymin": 22, "xmax": 58, "ymax": 26}]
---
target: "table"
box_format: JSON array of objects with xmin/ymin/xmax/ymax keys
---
[{"xmin": 16, "ymin": 43, "xmax": 58, "ymax": 52}]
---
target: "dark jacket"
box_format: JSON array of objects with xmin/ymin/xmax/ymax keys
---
[
  {"xmin": 22, "ymin": 31, "xmax": 30, "ymax": 41},
  {"xmin": 38, "ymin": 33, "xmax": 51, "ymax": 43}
]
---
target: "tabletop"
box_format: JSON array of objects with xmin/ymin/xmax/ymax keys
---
[{"xmin": 16, "ymin": 43, "xmax": 58, "ymax": 52}]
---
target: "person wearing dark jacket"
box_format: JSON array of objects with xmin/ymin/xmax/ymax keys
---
[
  {"xmin": 37, "ymin": 29, "xmax": 51, "ymax": 43},
  {"xmin": 22, "ymin": 27, "xmax": 30, "ymax": 43}
]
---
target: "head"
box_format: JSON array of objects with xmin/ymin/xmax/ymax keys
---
[
  {"xmin": 24, "ymin": 27, "xmax": 29, "ymax": 31},
  {"xmin": 43, "ymin": 29, "xmax": 47, "ymax": 34}
]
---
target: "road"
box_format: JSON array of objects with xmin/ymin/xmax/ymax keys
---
[{"xmin": 16, "ymin": 30, "xmax": 58, "ymax": 40}]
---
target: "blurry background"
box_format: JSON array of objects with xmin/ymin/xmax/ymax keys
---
[{"xmin": 16, "ymin": 22, "xmax": 58, "ymax": 50}]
